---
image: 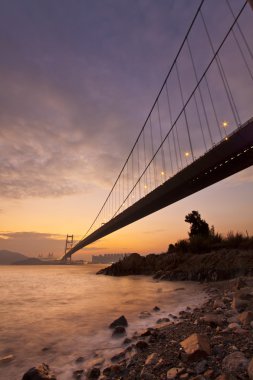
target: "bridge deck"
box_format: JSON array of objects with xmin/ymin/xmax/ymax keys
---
[{"xmin": 62, "ymin": 118, "xmax": 253, "ymax": 260}]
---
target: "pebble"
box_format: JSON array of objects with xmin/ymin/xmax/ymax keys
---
[{"xmin": 0, "ymin": 354, "xmax": 14, "ymax": 364}]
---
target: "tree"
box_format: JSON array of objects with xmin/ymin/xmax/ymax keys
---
[{"xmin": 185, "ymin": 210, "xmax": 210, "ymax": 238}]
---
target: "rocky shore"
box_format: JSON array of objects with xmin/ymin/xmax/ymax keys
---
[
  {"xmin": 97, "ymin": 250, "xmax": 253, "ymax": 282},
  {"xmin": 20, "ymin": 276, "xmax": 253, "ymax": 380}
]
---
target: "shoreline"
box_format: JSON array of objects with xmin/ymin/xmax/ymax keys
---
[{"xmin": 19, "ymin": 276, "xmax": 253, "ymax": 379}]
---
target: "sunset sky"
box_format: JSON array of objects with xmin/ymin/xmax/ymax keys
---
[{"xmin": 1, "ymin": 0, "xmax": 252, "ymax": 260}]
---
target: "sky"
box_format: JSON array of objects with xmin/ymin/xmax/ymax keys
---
[{"xmin": 0, "ymin": 0, "xmax": 252, "ymax": 260}]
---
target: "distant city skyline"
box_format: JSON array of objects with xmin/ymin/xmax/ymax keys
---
[{"xmin": 0, "ymin": 0, "xmax": 252, "ymax": 258}]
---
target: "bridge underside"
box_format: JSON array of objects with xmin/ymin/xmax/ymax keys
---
[{"xmin": 62, "ymin": 118, "xmax": 253, "ymax": 260}]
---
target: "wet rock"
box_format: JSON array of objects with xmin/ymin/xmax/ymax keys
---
[
  {"xmin": 22, "ymin": 363, "xmax": 56, "ymax": 380},
  {"xmin": 86, "ymin": 367, "xmax": 100, "ymax": 379},
  {"xmin": 139, "ymin": 311, "xmax": 152, "ymax": 319},
  {"xmin": 248, "ymin": 357, "xmax": 253, "ymax": 380},
  {"xmin": 109, "ymin": 315, "xmax": 128, "ymax": 328},
  {"xmin": 180, "ymin": 333, "xmax": 211, "ymax": 360},
  {"xmin": 75, "ymin": 357, "xmax": 85, "ymax": 364},
  {"xmin": 136, "ymin": 340, "xmax": 149, "ymax": 351},
  {"xmin": 0, "ymin": 354, "xmax": 14, "ymax": 364},
  {"xmin": 42, "ymin": 347, "xmax": 50, "ymax": 352},
  {"xmin": 103, "ymin": 364, "xmax": 123, "ymax": 377},
  {"xmin": 222, "ymin": 351, "xmax": 248, "ymax": 374},
  {"xmin": 213, "ymin": 299, "xmax": 225, "ymax": 309},
  {"xmin": 111, "ymin": 351, "xmax": 125, "ymax": 362},
  {"xmin": 238, "ymin": 311, "xmax": 253, "ymax": 325},
  {"xmin": 167, "ymin": 367, "xmax": 184, "ymax": 379},
  {"xmin": 203, "ymin": 369, "xmax": 214, "ymax": 378},
  {"xmin": 180, "ymin": 373, "xmax": 189, "ymax": 380},
  {"xmin": 123, "ymin": 337, "xmax": 132, "ymax": 345},
  {"xmin": 73, "ymin": 369, "xmax": 84, "ymax": 379},
  {"xmin": 153, "ymin": 306, "xmax": 160, "ymax": 312},
  {"xmin": 156, "ymin": 317, "xmax": 170, "ymax": 324},
  {"xmin": 112, "ymin": 326, "xmax": 126, "ymax": 337}
]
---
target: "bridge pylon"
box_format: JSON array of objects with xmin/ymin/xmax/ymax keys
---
[{"xmin": 64, "ymin": 234, "xmax": 74, "ymax": 262}]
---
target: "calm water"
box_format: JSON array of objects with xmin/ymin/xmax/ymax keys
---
[{"xmin": 0, "ymin": 265, "xmax": 206, "ymax": 379}]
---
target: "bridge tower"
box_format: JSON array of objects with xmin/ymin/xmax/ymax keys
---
[{"xmin": 64, "ymin": 234, "xmax": 74, "ymax": 262}]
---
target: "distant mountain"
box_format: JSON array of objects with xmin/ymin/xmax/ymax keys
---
[
  {"xmin": 0, "ymin": 250, "xmax": 28, "ymax": 264},
  {"xmin": 14, "ymin": 257, "xmax": 44, "ymax": 265}
]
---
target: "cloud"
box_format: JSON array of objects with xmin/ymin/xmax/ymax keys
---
[{"xmin": 0, "ymin": 231, "xmax": 65, "ymax": 240}]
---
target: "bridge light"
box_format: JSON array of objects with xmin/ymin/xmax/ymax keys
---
[
  {"xmin": 161, "ymin": 171, "xmax": 165, "ymax": 176},
  {"xmin": 222, "ymin": 121, "xmax": 229, "ymax": 127},
  {"xmin": 184, "ymin": 152, "xmax": 190, "ymax": 157},
  {"xmin": 144, "ymin": 184, "xmax": 148, "ymax": 189},
  {"xmin": 225, "ymin": 137, "xmax": 228, "ymax": 141}
]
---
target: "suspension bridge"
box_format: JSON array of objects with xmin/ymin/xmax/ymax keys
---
[{"xmin": 62, "ymin": 0, "xmax": 253, "ymax": 261}]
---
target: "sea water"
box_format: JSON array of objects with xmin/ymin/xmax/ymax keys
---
[{"xmin": 0, "ymin": 264, "xmax": 207, "ymax": 379}]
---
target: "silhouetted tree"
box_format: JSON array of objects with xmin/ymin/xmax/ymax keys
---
[{"xmin": 185, "ymin": 210, "xmax": 210, "ymax": 238}]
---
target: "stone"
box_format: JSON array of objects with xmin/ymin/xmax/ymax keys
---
[
  {"xmin": 153, "ymin": 306, "xmax": 160, "ymax": 312},
  {"xmin": 238, "ymin": 311, "xmax": 253, "ymax": 325},
  {"xmin": 200, "ymin": 314, "xmax": 225, "ymax": 326},
  {"xmin": 73, "ymin": 369, "xmax": 84, "ymax": 379},
  {"xmin": 103, "ymin": 364, "xmax": 122, "ymax": 377},
  {"xmin": 22, "ymin": 363, "xmax": 56, "ymax": 380},
  {"xmin": 156, "ymin": 317, "xmax": 170, "ymax": 324},
  {"xmin": 215, "ymin": 374, "xmax": 237, "ymax": 380},
  {"xmin": 111, "ymin": 351, "xmax": 125, "ymax": 362},
  {"xmin": 213, "ymin": 299, "xmax": 225, "ymax": 309},
  {"xmin": 180, "ymin": 374, "xmax": 189, "ymax": 380},
  {"xmin": 0, "ymin": 354, "xmax": 14, "ymax": 364},
  {"xmin": 139, "ymin": 311, "xmax": 152, "ymax": 319},
  {"xmin": 123, "ymin": 337, "xmax": 132, "ymax": 345},
  {"xmin": 180, "ymin": 334, "xmax": 211, "ymax": 360},
  {"xmin": 109, "ymin": 315, "xmax": 128, "ymax": 328},
  {"xmin": 167, "ymin": 367, "xmax": 184, "ymax": 379},
  {"xmin": 136, "ymin": 340, "xmax": 149, "ymax": 350},
  {"xmin": 248, "ymin": 357, "xmax": 253, "ymax": 380},
  {"xmin": 86, "ymin": 367, "xmax": 100, "ymax": 379},
  {"xmin": 222, "ymin": 351, "xmax": 248, "ymax": 374},
  {"xmin": 203, "ymin": 369, "xmax": 214, "ymax": 378},
  {"xmin": 112, "ymin": 326, "xmax": 126, "ymax": 337},
  {"xmin": 228, "ymin": 322, "xmax": 240, "ymax": 330},
  {"xmin": 195, "ymin": 360, "xmax": 208, "ymax": 374},
  {"xmin": 231, "ymin": 296, "xmax": 248, "ymax": 312},
  {"xmin": 145, "ymin": 353, "xmax": 158, "ymax": 366},
  {"xmin": 75, "ymin": 356, "xmax": 85, "ymax": 364}
]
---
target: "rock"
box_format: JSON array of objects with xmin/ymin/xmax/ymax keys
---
[
  {"xmin": 234, "ymin": 277, "xmax": 247, "ymax": 290},
  {"xmin": 248, "ymin": 357, "xmax": 253, "ymax": 380},
  {"xmin": 22, "ymin": 363, "xmax": 56, "ymax": 380},
  {"xmin": 109, "ymin": 315, "xmax": 128, "ymax": 328},
  {"xmin": 139, "ymin": 311, "xmax": 152, "ymax": 319},
  {"xmin": 180, "ymin": 334, "xmax": 211, "ymax": 360},
  {"xmin": 112, "ymin": 326, "xmax": 126, "ymax": 337},
  {"xmin": 195, "ymin": 360, "xmax": 208, "ymax": 374},
  {"xmin": 0, "ymin": 354, "xmax": 14, "ymax": 364},
  {"xmin": 251, "ymin": 321, "xmax": 253, "ymax": 329},
  {"xmin": 167, "ymin": 367, "xmax": 184, "ymax": 379},
  {"xmin": 227, "ymin": 316, "xmax": 239, "ymax": 324},
  {"xmin": 238, "ymin": 311, "xmax": 253, "ymax": 325},
  {"xmin": 145, "ymin": 353, "xmax": 159, "ymax": 366},
  {"xmin": 103, "ymin": 364, "xmax": 122, "ymax": 377},
  {"xmin": 213, "ymin": 299, "xmax": 225, "ymax": 309},
  {"xmin": 203, "ymin": 369, "xmax": 214, "ymax": 378},
  {"xmin": 200, "ymin": 314, "xmax": 225, "ymax": 326},
  {"xmin": 215, "ymin": 374, "xmax": 237, "ymax": 380},
  {"xmin": 86, "ymin": 367, "xmax": 100, "ymax": 379},
  {"xmin": 136, "ymin": 340, "xmax": 149, "ymax": 351},
  {"xmin": 123, "ymin": 338, "xmax": 132, "ymax": 345},
  {"xmin": 153, "ymin": 306, "xmax": 160, "ymax": 312},
  {"xmin": 73, "ymin": 369, "xmax": 84, "ymax": 379},
  {"xmin": 180, "ymin": 374, "xmax": 189, "ymax": 380},
  {"xmin": 231, "ymin": 296, "xmax": 248, "ymax": 312},
  {"xmin": 222, "ymin": 351, "xmax": 248, "ymax": 374},
  {"xmin": 228, "ymin": 323, "xmax": 240, "ymax": 330},
  {"xmin": 111, "ymin": 351, "xmax": 125, "ymax": 362},
  {"xmin": 156, "ymin": 317, "xmax": 170, "ymax": 324},
  {"xmin": 75, "ymin": 356, "xmax": 85, "ymax": 364}
]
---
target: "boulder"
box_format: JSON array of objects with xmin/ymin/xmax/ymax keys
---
[
  {"xmin": 248, "ymin": 357, "xmax": 253, "ymax": 380},
  {"xmin": 22, "ymin": 363, "xmax": 56, "ymax": 380},
  {"xmin": 180, "ymin": 334, "xmax": 211, "ymax": 360},
  {"xmin": 111, "ymin": 351, "xmax": 125, "ymax": 363},
  {"xmin": 109, "ymin": 315, "xmax": 128, "ymax": 328},
  {"xmin": 112, "ymin": 326, "xmax": 126, "ymax": 337},
  {"xmin": 86, "ymin": 367, "xmax": 100, "ymax": 379},
  {"xmin": 222, "ymin": 351, "xmax": 248, "ymax": 374},
  {"xmin": 238, "ymin": 311, "xmax": 253, "ymax": 325},
  {"xmin": 136, "ymin": 340, "xmax": 149, "ymax": 351}
]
